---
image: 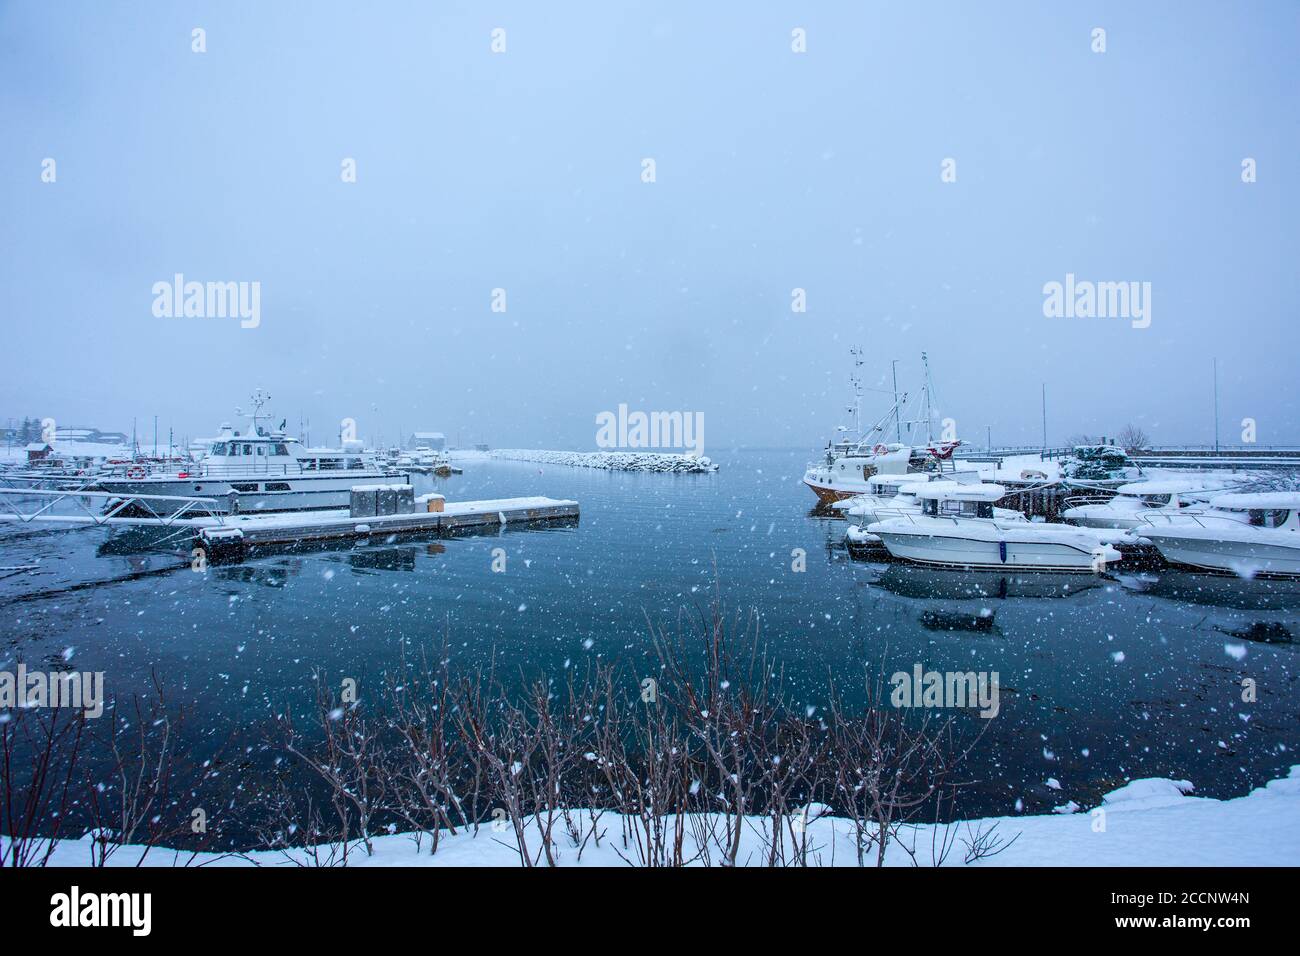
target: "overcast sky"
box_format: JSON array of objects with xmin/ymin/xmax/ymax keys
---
[{"xmin": 2, "ymin": 1, "xmax": 1296, "ymax": 452}]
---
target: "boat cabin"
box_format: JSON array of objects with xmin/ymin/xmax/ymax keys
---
[
  {"xmin": 867, "ymin": 474, "xmax": 931, "ymax": 498},
  {"xmin": 914, "ymin": 483, "xmax": 1007, "ymax": 519},
  {"xmin": 1115, "ymin": 480, "xmax": 1231, "ymax": 510},
  {"xmin": 1208, "ymin": 493, "xmax": 1300, "ymax": 530},
  {"xmin": 200, "ymin": 428, "xmax": 368, "ymax": 473}
]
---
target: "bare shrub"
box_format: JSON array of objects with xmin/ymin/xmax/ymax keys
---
[
  {"xmin": 5, "ymin": 591, "xmax": 997, "ymax": 868},
  {"xmin": 83, "ymin": 681, "xmax": 224, "ymax": 866},
  {"xmin": 1116, "ymin": 424, "xmax": 1150, "ymax": 454},
  {"xmin": 2, "ymin": 679, "xmax": 223, "ymax": 867},
  {"xmin": 0, "ymin": 703, "xmax": 86, "ymax": 867}
]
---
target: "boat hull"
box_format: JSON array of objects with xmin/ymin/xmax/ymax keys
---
[
  {"xmin": 872, "ymin": 529, "xmax": 1110, "ymax": 572},
  {"xmin": 803, "ymin": 478, "xmax": 862, "ymax": 505},
  {"xmin": 1143, "ymin": 532, "xmax": 1300, "ymax": 579},
  {"xmin": 97, "ymin": 471, "xmax": 408, "ymax": 514}
]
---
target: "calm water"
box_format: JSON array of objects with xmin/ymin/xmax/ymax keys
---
[{"xmin": 2, "ymin": 449, "xmax": 1297, "ymax": 835}]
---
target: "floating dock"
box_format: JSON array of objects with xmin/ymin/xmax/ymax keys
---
[{"xmin": 193, "ymin": 496, "xmax": 579, "ymax": 562}]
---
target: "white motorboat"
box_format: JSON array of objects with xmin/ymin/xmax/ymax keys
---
[
  {"xmin": 98, "ymin": 396, "xmax": 406, "ymax": 514},
  {"xmin": 835, "ymin": 472, "xmax": 932, "ymax": 518},
  {"xmin": 841, "ymin": 474, "xmax": 1027, "ymax": 526},
  {"xmin": 841, "ymin": 476, "xmax": 1025, "ymax": 549},
  {"xmin": 1138, "ymin": 492, "xmax": 1300, "ymax": 578},
  {"xmin": 1062, "ymin": 478, "xmax": 1237, "ymax": 530},
  {"xmin": 868, "ymin": 484, "xmax": 1125, "ymax": 572}
]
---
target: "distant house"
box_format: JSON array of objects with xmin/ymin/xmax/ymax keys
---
[
  {"xmin": 56, "ymin": 427, "xmax": 131, "ymax": 446},
  {"xmin": 407, "ymin": 431, "xmax": 446, "ymax": 452},
  {"xmin": 26, "ymin": 442, "xmax": 52, "ymax": 462}
]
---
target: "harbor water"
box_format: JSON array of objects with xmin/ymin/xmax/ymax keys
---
[{"xmin": 1, "ymin": 449, "xmax": 1297, "ymax": 845}]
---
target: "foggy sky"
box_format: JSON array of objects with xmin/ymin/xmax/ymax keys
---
[{"xmin": 2, "ymin": 1, "xmax": 1296, "ymax": 452}]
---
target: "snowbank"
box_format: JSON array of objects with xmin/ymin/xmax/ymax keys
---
[
  {"xmin": 17, "ymin": 766, "xmax": 1299, "ymax": 867},
  {"xmin": 973, "ymin": 454, "xmax": 1062, "ymax": 484},
  {"xmin": 491, "ymin": 449, "xmax": 718, "ymax": 473},
  {"xmin": 447, "ymin": 448, "xmax": 491, "ymax": 462}
]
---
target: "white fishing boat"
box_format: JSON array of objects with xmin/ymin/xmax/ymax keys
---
[
  {"xmin": 806, "ymin": 441, "xmax": 965, "ymax": 504},
  {"xmin": 868, "ymin": 484, "xmax": 1124, "ymax": 572},
  {"xmin": 97, "ymin": 393, "xmax": 406, "ymax": 514},
  {"xmin": 1062, "ymin": 478, "xmax": 1238, "ymax": 530},
  {"xmin": 803, "ymin": 352, "xmax": 972, "ymax": 504},
  {"xmin": 1137, "ymin": 492, "xmax": 1300, "ymax": 578}
]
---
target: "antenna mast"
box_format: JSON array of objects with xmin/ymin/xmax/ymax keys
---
[
  {"xmin": 1212, "ymin": 358, "xmax": 1220, "ymax": 453},
  {"xmin": 891, "ymin": 359, "xmax": 902, "ymax": 443},
  {"xmin": 921, "ymin": 352, "xmax": 934, "ymax": 444},
  {"xmin": 848, "ymin": 346, "xmax": 865, "ymax": 438},
  {"xmin": 247, "ymin": 388, "xmax": 270, "ymax": 436}
]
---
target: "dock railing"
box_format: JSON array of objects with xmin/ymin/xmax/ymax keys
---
[{"xmin": 0, "ymin": 488, "xmax": 225, "ymax": 527}]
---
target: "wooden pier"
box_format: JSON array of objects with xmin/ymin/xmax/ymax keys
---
[{"xmin": 193, "ymin": 496, "xmax": 579, "ymax": 563}]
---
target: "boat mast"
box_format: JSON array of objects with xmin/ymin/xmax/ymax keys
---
[
  {"xmin": 921, "ymin": 352, "xmax": 934, "ymax": 444},
  {"xmin": 848, "ymin": 346, "xmax": 864, "ymax": 438},
  {"xmin": 1212, "ymin": 358, "xmax": 1220, "ymax": 453},
  {"xmin": 891, "ymin": 359, "xmax": 902, "ymax": 443},
  {"xmin": 1041, "ymin": 383, "xmax": 1048, "ymax": 452},
  {"xmin": 247, "ymin": 387, "xmax": 270, "ymax": 436}
]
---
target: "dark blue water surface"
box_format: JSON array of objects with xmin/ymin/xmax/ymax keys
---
[{"xmin": 2, "ymin": 449, "xmax": 1297, "ymax": 834}]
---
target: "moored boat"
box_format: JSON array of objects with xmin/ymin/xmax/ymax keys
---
[
  {"xmin": 1063, "ymin": 478, "xmax": 1238, "ymax": 530},
  {"xmin": 842, "ymin": 474, "xmax": 1027, "ymax": 526},
  {"xmin": 868, "ymin": 484, "xmax": 1125, "ymax": 572},
  {"xmin": 96, "ymin": 395, "xmax": 406, "ymax": 514},
  {"xmin": 804, "ymin": 353, "xmax": 972, "ymax": 504},
  {"xmin": 1137, "ymin": 492, "xmax": 1300, "ymax": 578}
]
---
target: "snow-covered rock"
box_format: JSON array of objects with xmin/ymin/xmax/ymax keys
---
[{"xmin": 490, "ymin": 449, "xmax": 718, "ymax": 473}]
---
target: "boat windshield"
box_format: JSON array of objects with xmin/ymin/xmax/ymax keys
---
[
  {"xmin": 1249, "ymin": 509, "xmax": 1290, "ymax": 528},
  {"xmin": 208, "ymin": 440, "xmax": 293, "ymax": 459},
  {"xmin": 924, "ymin": 499, "xmax": 993, "ymax": 518}
]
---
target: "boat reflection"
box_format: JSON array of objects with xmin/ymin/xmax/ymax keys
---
[
  {"xmin": 919, "ymin": 608, "xmax": 1000, "ymax": 634},
  {"xmin": 98, "ymin": 526, "xmax": 192, "ymax": 556},
  {"xmin": 872, "ymin": 564, "xmax": 1106, "ymax": 602},
  {"xmin": 1120, "ymin": 570, "xmax": 1300, "ymax": 612},
  {"xmin": 349, "ymin": 547, "xmax": 417, "ymax": 573},
  {"xmin": 1214, "ymin": 621, "xmax": 1293, "ymax": 645}
]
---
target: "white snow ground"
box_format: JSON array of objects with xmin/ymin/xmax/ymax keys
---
[{"xmin": 16, "ymin": 765, "xmax": 1299, "ymax": 867}]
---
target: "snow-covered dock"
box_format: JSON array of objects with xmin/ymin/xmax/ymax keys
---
[{"xmin": 193, "ymin": 496, "xmax": 579, "ymax": 562}]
